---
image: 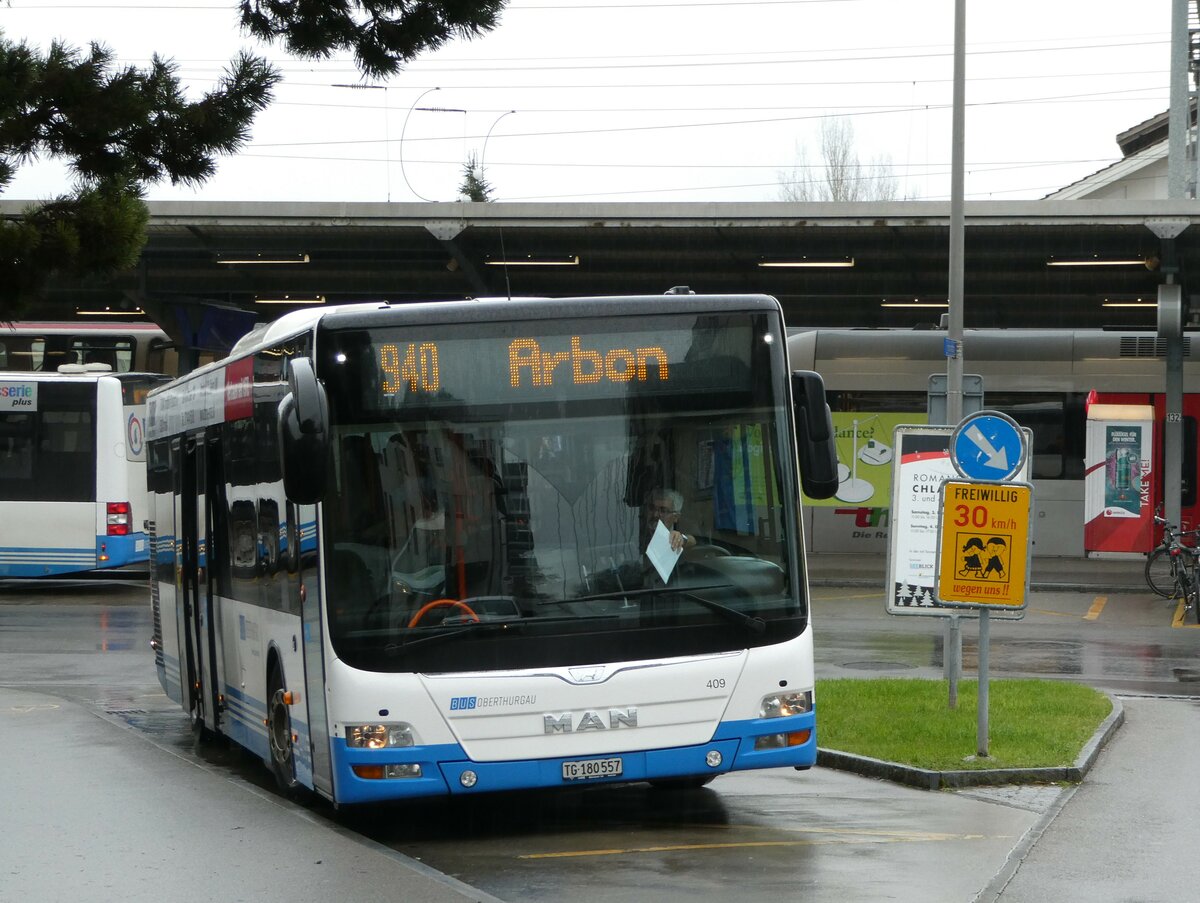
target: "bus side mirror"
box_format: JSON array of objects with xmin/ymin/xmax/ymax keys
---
[
  {"xmin": 791, "ymin": 370, "xmax": 839, "ymax": 500},
  {"xmin": 279, "ymin": 357, "xmax": 329, "ymax": 504}
]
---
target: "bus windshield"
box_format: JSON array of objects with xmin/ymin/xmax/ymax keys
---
[{"xmin": 316, "ymin": 310, "xmax": 803, "ymax": 672}]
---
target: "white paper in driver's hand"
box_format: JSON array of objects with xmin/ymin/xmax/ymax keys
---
[{"xmin": 645, "ymin": 519, "xmax": 682, "ymax": 584}]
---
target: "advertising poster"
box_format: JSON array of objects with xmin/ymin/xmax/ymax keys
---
[
  {"xmin": 805, "ymin": 412, "xmax": 925, "ymax": 509},
  {"xmin": 886, "ymin": 426, "xmax": 957, "ymax": 613},
  {"xmin": 1104, "ymin": 425, "xmax": 1142, "ymax": 515},
  {"xmin": 1084, "ymin": 415, "xmax": 1154, "ymax": 554}
]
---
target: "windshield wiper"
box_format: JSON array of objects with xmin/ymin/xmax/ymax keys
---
[
  {"xmin": 566, "ymin": 585, "xmax": 767, "ymax": 635},
  {"xmin": 384, "ymin": 614, "xmax": 621, "ymax": 654},
  {"xmin": 385, "ymin": 620, "xmax": 517, "ymax": 654}
]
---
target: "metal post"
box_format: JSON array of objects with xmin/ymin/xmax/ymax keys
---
[
  {"xmin": 977, "ymin": 608, "xmax": 990, "ymax": 758},
  {"xmin": 947, "ymin": 0, "xmax": 966, "ymax": 426},
  {"xmin": 943, "ymin": 0, "xmax": 967, "ymax": 707},
  {"xmin": 946, "ymin": 614, "xmax": 961, "ymax": 709},
  {"xmin": 1168, "ymin": 0, "xmax": 1189, "ymax": 198},
  {"xmin": 1163, "ymin": 282, "xmax": 1184, "ymax": 533}
]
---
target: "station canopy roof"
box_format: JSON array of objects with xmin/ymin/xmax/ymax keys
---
[{"xmin": 6, "ymin": 198, "xmax": 1200, "ymax": 341}]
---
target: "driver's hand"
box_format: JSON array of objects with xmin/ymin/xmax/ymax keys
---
[{"xmin": 669, "ymin": 530, "xmax": 692, "ymax": 552}]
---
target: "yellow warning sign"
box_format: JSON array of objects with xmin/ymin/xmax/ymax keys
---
[{"xmin": 937, "ymin": 480, "xmax": 1032, "ymax": 608}]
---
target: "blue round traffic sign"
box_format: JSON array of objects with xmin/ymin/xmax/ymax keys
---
[{"xmin": 950, "ymin": 411, "xmax": 1026, "ymax": 481}]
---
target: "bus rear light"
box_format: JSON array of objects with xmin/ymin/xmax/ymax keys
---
[{"xmin": 107, "ymin": 502, "xmax": 132, "ymax": 536}]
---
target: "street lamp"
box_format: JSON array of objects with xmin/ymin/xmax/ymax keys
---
[
  {"xmin": 481, "ymin": 110, "xmax": 516, "ymax": 186},
  {"xmin": 399, "ymin": 87, "xmax": 445, "ymax": 202}
]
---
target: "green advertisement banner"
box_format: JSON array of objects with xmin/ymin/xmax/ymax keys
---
[{"xmin": 805, "ymin": 411, "xmax": 928, "ymax": 507}]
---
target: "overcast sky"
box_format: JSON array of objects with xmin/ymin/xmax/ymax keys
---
[{"xmin": 1, "ymin": 0, "xmax": 1178, "ymax": 204}]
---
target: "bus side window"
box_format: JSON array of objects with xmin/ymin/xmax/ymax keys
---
[
  {"xmin": 147, "ymin": 338, "xmax": 179, "ymax": 376},
  {"xmin": 0, "ymin": 413, "xmax": 34, "ymax": 482}
]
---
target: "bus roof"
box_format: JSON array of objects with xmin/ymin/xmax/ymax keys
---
[{"xmin": 167, "ymin": 294, "xmax": 783, "ymax": 392}]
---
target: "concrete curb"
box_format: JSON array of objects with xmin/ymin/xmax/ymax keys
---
[{"xmin": 816, "ymin": 694, "xmax": 1125, "ymax": 791}]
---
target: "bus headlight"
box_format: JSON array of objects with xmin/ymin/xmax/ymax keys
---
[
  {"xmin": 759, "ymin": 690, "xmax": 812, "ymax": 718},
  {"xmin": 345, "ymin": 722, "xmax": 416, "ymax": 749}
]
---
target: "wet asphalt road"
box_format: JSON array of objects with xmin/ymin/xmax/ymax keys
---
[{"xmin": 2, "ymin": 576, "xmax": 1198, "ymax": 902}]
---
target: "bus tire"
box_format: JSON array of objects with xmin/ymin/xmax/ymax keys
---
[{"xmin": 266, "ymin": 660, "xmax": 299, "ymax": 794}]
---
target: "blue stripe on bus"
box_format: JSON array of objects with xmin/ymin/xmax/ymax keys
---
[
  {"xmin": 328, "ymin": 711, "xmax": 817, "ymax": 804},
  {"xmin": 221, "ymin": 684, "xmax": 313, "ymax": 777},
  {"xmin": 0, "ymin": 531, "xmax": 149, "ymax": 577},
  {"xmin": 156, "ymin": 656, "xmax": 313, "ymax": 778},
  {"xmin": 0, "ymin": 547, "xmax": 95, "ymax": 577},
  {"xmin": 95, "ymin": 532, "xmax": 149, "ymax": 569}
]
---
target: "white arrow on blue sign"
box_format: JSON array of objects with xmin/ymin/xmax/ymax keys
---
[{"xmin": 950, "ymin": 410, "xmax": 1027, "ymax": 481}]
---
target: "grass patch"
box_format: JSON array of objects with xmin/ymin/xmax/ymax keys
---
[{"xmin": 817, "ymin": 678, "xmax": 1112, "ymax": 772}]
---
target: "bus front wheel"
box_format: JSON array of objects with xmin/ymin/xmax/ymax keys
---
[{"xmin": 267, "ymin": 661, "xmax": 299, "ymax": 793}]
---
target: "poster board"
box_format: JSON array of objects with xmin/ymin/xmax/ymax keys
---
[{"xmin": 886, "ymin": 424, "xmax": 1027, "ymax": 619}]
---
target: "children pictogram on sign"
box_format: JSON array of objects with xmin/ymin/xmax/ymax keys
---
[
  {"xmin": 959, "ymin": 537, "xmax": 985, "ymax": 577},
  {"xmin": 955, "ymin": 533, "xmax": 1011, "ymax": 584}
]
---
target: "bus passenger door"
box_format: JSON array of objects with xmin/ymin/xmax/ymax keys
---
[
  {"xmin": 179, "ymin": 435, "xmax": 223, "ymax": 734},
  {"xmin": 173, "ymin": 437, "xmax": 200, "ymax": 723},
  {"xmin": 297, "ymin": 499, "xmax": 333, "ymax": 797},
  {"xmin": 200, "ymin": 431, "xmax": 228, "ymax": 734}
]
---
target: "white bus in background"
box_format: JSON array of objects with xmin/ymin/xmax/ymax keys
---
[
  {"xmin": 146, "ymin": 294, "xmax": 838, "ymax": 805},
  {"xmin": 0, "ymin": 366, "xmax": 171, "ymax": 577},
  {"xmin": 0, "ymin": 320, "xmax": 181, "ymax": 375}
]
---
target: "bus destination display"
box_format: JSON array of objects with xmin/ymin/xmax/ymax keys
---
[
  {"xmin": 362, "ymin": 320, "xmax": 767, "ymax": 409},
  {"xmin": 378, "ymin": 335, "xmax": 672, "ymax": 399}
]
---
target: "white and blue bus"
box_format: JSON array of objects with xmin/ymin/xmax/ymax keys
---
[
  {"xmin": 0, "ymin": 320, "xmax": 180, "ymax": 375},
  {"xmin": 146, "ymin": 294, "xmax": 837, "ymax": 804},
  {"xmin": 0, "ymin": 366, "xmax": 169, "ymax": 577}
]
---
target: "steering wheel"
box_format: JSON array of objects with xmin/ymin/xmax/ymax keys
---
[
  {"xmin": 408, "ymin": 598, "xmax": 481, "ymax": 628},
  {"xmin": 690, "ymin": 544, "xmax": 731, "ymax": 558}
]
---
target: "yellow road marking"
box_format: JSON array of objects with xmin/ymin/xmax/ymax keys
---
[
  {"xmin": 518, "ymin": 828, "xmax": 990, "ymax": 860},
  {"xmin": 1083, "ymin": 595, "xmax": 1107, "ymax": 621},
  {"xmin": 1029, "ymin": 607, "xmax": 1078, "ymax": 618},
  {"xmin": 1170, "ymin": 599, "xmax": 1200, "ymax": 627}
]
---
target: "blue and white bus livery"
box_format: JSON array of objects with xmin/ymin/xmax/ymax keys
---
[{"xmin": 146, "ymin": 294, "xmax": 837, "ymax": 804}]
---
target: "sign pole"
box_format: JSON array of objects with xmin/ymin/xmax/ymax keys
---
[
  {"xmin": 977, "ymin": 608, "xmax": 990, "ymax": 757},
  {"xmin": 947, "ymin": 614, "xmax": 960, "ymax": 709},
  {"xmin": 937, "ymin": 408, "xmax": 1032, "ymax": 760},
  {"xmin": 943, "ymin": 0, "xmax": 967, "ymax": 711}
]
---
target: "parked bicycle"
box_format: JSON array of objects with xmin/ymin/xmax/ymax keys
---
[{"xmin": 1145, "ymin": 514, "xmax": 1200, "ymax": 622}]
